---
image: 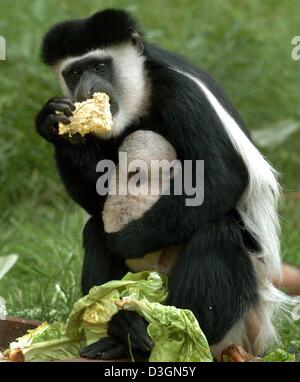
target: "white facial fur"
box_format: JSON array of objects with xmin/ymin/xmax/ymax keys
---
[{"xmin": 55, "ymin": 44, "xmax": 151, "ymax": 138}]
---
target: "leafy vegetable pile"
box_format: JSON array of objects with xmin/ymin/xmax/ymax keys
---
[
  {"xmin": 3, "ymin": 271, "xmax": 213, "ymax": 362},
  {"xmin": 261, "ymin": 343, "xmax": 300, "ymax": 362}
]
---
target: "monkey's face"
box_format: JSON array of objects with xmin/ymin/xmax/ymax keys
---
[
  {"xmin": 60, "ymin": 56, "xmax": 120, "ymax": 113},
  {"xmin": 56, "ymin": 40, "xmax": 151, "ymax": 138}
]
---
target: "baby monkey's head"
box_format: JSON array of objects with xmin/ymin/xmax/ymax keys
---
[{"xmin": 103, "ymin": 130, "xmax": 177, "ymax": 233}]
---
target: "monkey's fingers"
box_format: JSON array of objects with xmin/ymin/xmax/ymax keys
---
[
  {"xmin": 53, "ymin": 103, "xmax": 75, "ymax": 117},
  {"xmin": 49, "ymin": 97, "xmax": 76, "ymax": 110},
  {"xmin": 49, "ymin": 114, "xmax": 71, "ymax": 126},
  {"xmin": 80, "ymin": 337, "xmax": 127, "ymax": 360}
]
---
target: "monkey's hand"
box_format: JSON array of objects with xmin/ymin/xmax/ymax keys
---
[
  {"xmin": 35, "ymin": 97, "xmax": 81, "ymax": 144},
  {"xmin": 80, "ymin": 311, "xmax": 153, "ymax": 360}
]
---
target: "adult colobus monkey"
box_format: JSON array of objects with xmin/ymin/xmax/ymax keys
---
[{"xmin": 36, "ymin": 9, "xmax": 294, "ymax": 359}]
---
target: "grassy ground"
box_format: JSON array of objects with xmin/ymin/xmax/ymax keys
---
[{"xmin": 0, "ymin": 0, "xmax": 299, "ymax": 351}]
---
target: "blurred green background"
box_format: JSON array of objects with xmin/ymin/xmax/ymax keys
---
[{"xmin": 0, "ymin": 0, "xmax": 299, "ymax": 348}]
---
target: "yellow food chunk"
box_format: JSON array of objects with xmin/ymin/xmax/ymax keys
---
[{"xmin": 58, "ymin": 92, "xmax": 113, "ymax": 137}]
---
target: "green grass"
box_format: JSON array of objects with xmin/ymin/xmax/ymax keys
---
[{"xmin": 0, "ymin": 0, "xmax": 300, "ymax": 351}]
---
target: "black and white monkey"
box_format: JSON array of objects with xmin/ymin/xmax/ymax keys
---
[{"xmin": 36, "ymin": 9, "xmax": 294, "ymax": 359}]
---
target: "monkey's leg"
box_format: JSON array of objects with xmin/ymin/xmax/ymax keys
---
[
  {"xmin": 80, "ymin": 215, "xmax": 152, "ymax": 359},
  {"xmin": 81, "ymin": 215, "xmax": 128, "ymax": 294},
  {"xmin": 167, "ymin": 216, "xmax": 259, "ymax": 346}
]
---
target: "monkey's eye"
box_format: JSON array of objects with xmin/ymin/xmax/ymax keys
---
[{"xmin": 95, "ymin": 62, "xmax": 107, "ymax": 72}]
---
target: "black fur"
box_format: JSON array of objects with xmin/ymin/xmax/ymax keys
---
[
  {"xmin": 41, "ymin": 9, "xmax": 141, "ymax": 66},
  {"xmin": 54, "ymin": 135, "xmax": 123, "ymax": 215},
  {"xmin": 36, "ymin": 9, "xmax": 259, "ymax": 358},
  {"xmin": 81, "ymin": 215, "xmax": 128, "ymax": 294},
  {"xmin": 168, "ymin": 216, "xmax": 258, "ymax": 345},
  {"xmin": 80, "ymin": 336, "xmax": 127, "ymax": 360},
  {"xmin": 107, "ymin": 59, "xmax": 249, "ymax": 258}
]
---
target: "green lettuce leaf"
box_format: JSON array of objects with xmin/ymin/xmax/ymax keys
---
[
  {"xmin": 262, "ymin": 348, "xmax": 296, "ymax": 362},
  {"xmin": 8, "ymin": 322, "xmax": 84, "ymax": 362},
  {"xmin": 123, "ymin": 298, "xmax": 213, "ymax": 362},
  {"xmin": 7, "ymin": 271, "xmax": 212, "ymax": 362},
  {"xmin": 289, "ymin": 341, "xmax": 300, "ymax": 361},
  {"xmin": 65, "ymin": 271, "xmax": 168, "ymax": 344}
]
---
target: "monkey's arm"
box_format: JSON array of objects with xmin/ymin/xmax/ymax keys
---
[
  {"xmin": 81, "ymin": 216, "xmax": 129, "ymax": 293},
  {"xmin": 107, "ymin": 69, "xmax": 249, "ymax": 258},
  {"xmin": 54, "ymin": 143, "xmax": 105, "ymax": 215},
  {"xmin": 36, "ymin": 96, "xmax": 107, "ymax": 215},
  {"xmin": 80, "ymin": 216, "xmax": 153, "ymax": 359}
]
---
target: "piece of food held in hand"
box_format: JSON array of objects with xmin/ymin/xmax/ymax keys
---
[{"xmin": 58, "ymin": 92, "xmax": 113, "ymax": 138}]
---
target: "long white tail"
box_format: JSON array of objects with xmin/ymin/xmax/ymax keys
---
[{"xmin": 173, "ymin": 67, "xmax": 299, "ymax": 353}]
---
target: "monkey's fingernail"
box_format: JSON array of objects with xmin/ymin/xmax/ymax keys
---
[
  {"xmin": 61, "ymin": 117, "xmax": 71, "ymax": 124},
  {"xmin": 64, "ymin": 109, "xmax": 73, "ymax": 117}
]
